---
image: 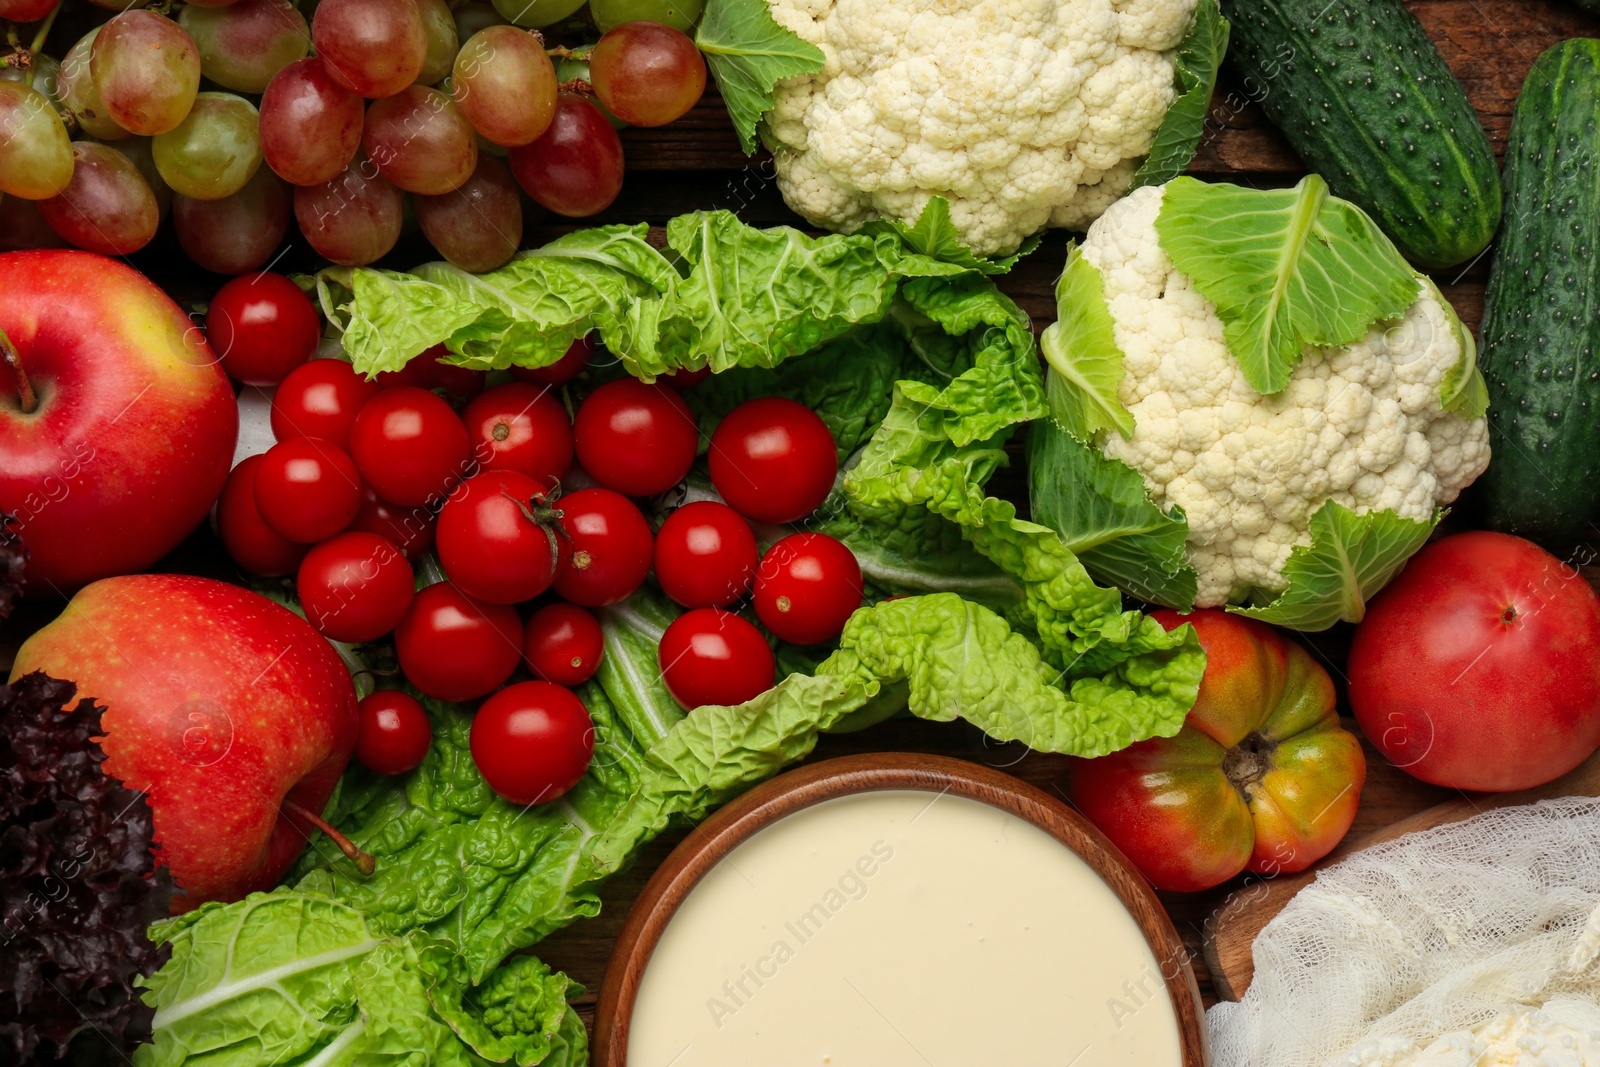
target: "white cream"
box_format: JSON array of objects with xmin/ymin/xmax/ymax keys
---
[{"xmin": 627, "ymin": 790, "xmax": 1184, "ymax": 1067}]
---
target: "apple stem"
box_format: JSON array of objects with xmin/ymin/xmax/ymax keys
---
[
  {"xmin": 0, "ymin": 326, "xmax": 35, "ymax": 416},
  {"xmin": 282, "ymin": 799, "xmax": 376, "ymax": 876}
]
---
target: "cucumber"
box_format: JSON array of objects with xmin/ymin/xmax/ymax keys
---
[
  {"xmin": 1219, "ymin": 0, "xmax": 1501, "ymax": 269},
  {"xmin": 1474, "ymin": 39, "xmax": 1600, "ymax": 547}
]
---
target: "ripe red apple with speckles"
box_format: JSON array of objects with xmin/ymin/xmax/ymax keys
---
[{"xmin": 10, "ymin": 574, "xmax": 364, "ymax": 909}]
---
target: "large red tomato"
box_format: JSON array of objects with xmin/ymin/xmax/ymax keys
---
[
  {"xmin": 1070, "ymin": 609, "xmax": 1365, "ymax": 893},
  {"xmin": 1349, "ymin": 531, "xmax": 1600, "ymax": 792}
]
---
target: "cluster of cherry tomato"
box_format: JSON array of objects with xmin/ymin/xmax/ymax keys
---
[{"xmin": 204, "ymin": 270, "xmax": 865, "ymax": 809}]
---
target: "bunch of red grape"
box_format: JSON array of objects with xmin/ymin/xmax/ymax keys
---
[
  {"xmin": 0, "ymin": 0, "xmax": 708, "ymax": 274},
  {"xmin": 205, "ymin": 272, "xmax": 864, "ymax": 805}
]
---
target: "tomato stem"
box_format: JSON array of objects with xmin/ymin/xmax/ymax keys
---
[
  {"xmin": 282, "ymin": 798, "xmax": 376, "ymax": 875},
  {"xmin": 0, "ymin": 326, "xmax": 36, "ymax": 416},
  {"xmin": 1221, "ymin": 734, "xmax": 1273, "ymax": 796}
]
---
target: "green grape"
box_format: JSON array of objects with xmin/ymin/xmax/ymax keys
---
[
  {"xmin": 107, "ymin": 136, "xmax": 173, "ymax": 219},
  {"xmin": 453, "ymin": 2, "xmax": 506, "ymax": 44},
  {"xmin": 179, "ymin": 0, "xmax": 309, "ymax": 95},
  {"xmin": 57, "ymin": 29, "xmax": 128, "ymax": 140},
  {"xmin": 553, "ymin": 52, "xmax": 626, "ymax": 128},
  {"xmin": 0, "ymin": 54, "xmax": 62, "ymax": 115},
  {"xmin": 415, "ymin": 0, "xmax": 458, "ymax": 85},
  {"xmin": 453, "ymin": 26, "xmax": 556, "ymax": 147},
  {"xmin": 91, "ymin": 11, "xmax": 202, "ymax": 136},
  {"xmin": 152, "ymin": 92, "xmax": 262, "ymax": 200},
  {"xmin": 588, "ymin": 0, "xmax": 703, "ymax": 33},
  {"xmin": 0, "ymin": 80, "xmax": 73, "ymax": 199},
  {"xmin": 489, "ymin": 0, "xmax": 586, "ymax": 31}
]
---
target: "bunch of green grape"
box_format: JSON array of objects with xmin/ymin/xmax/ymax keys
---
[{"xmin": 0, "ymin": 0, "xmax": 707, "ymax": 273}]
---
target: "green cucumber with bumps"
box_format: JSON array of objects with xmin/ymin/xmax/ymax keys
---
[
  {"xmin": 1219, "ymin": 0, "xmax": 1501, "ymax": 269},
  {"xmin": 1475, "ymin": 39, "xmax": 1600, "ymax": 547}
]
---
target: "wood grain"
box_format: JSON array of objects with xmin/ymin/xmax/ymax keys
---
[
  {"xmin": 592, "ymin": 754, "xmax": 1209, "ymax": 1066},
  {"xmin": 1204, "ymin": 746, "xmax": 1600, "ymax": 1001}
]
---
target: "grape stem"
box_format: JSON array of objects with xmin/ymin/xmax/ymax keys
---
[
  {"xmin": 546, "ymin": 44, "xmax": 578, "ymax": 59},
  {"xmin": 0, "ymin": 326, "xmax": 36, "ymax": 416},
  {"xmin": 557, "ymin": 77, "xmax": 594, "ymax": 96},
  {"xmin": 18, "ymin": 4, "xmax": 56, "ymax": 88}
]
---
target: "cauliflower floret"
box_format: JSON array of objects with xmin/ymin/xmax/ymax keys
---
[
  {"xmin": 765, "ymin": 0, "xmax": 1197, "ymax": 256},
  {"xmin": 1086, "ymin": 186, "xmax": 1492, "ymax": 607}
]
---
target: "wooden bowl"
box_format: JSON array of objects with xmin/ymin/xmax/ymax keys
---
[{"xmin": 594, "ymin": 752, "xmax": 1210, "ymax": 1065}]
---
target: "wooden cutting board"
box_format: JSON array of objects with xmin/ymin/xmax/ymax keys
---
[{"xmin": 1203, "ymin": 748, "xmax": 1600, "ymax": 1001}]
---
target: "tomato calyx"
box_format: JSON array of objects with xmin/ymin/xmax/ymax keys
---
[
  {"xmin": 501, "ymin": 485, "xmax": 569, "ymax": 571},
  {"xmin": 1221, "ymin": 733, "xmax": 1275, "ymax": 798}
]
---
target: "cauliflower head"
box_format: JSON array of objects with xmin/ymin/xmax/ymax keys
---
[
  {"xmin": 763, "ymin": 0, "xmax": 1200, "ymax": 256},
  {"xmin": 1077, "ymin": 184, "xmax": 1491, "ymax": 607}
]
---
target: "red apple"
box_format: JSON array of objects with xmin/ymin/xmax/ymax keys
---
[
  {"xmin": 1349, "ymin": 531, "xmax": 1600, "ymax": 792},
  {"xmin": 9, "ymin": 574, "xmax": 361, "ymax": 908},
  {"xmin": 0, "ymin": 250, "xmax": 237, "ymax": 593}
]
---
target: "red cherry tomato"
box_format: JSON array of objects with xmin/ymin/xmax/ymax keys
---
[
  {"xmin": 510, "ymin": 334, "xmax": 593, "ymax": 388},
  {"xmin": 553, "ymin": 487, "xmax": 653, "ymax": 606},
  {"xmin": 753, "ymin": 533, "xmax": 863, "ymax": 645},
  {"xmin": 271, "ymin": 359, "xmax": 381, "ymax": 449},
  {"xmin": 658, "ymin": 608, "xmax": 774, "ymax": 709},
  {"xmin": 350, "ymin": 386, "xmax": 471, "ymax": 506},
  {"xmin": 524, "ymin": 602, "xmax": 604, "ymax": 686},
  {"xmin": 659, "ymin": 366, "xmax": 710, "ymax": 389},
  {"xmin": 355, "ymin": 690, "xmax": 433, "ymax": 776},
  {"xmin": 470, "ymin": 681, "xmax": 596, "ymax": 805},
  {"xmin": 709, "ymin": 397, "xmax": 837, "ymax": 523},
  {"xmin": 462, "ymin": 382, "xmax": 574, "ymax": 483},
  {"xmin": 252, "ymin": 436, "xmax": 363, "ymax": 542},
  {"xmin": 207, "ymin": 271, "xmax": 321, "ymax": 387},
  {"xmin": 653, "ymin": 500, "xmax": 758, "ymax": 609},
  {"xmin": 349, "ymin": 485, "xmax": 436, "ymax": 559},
  {"xmin": 395, "ymin": 582, "xmax": 523, "ymax": 701},
  {"xmin": 436, "ymin": 470, "xmax": 569, "ymax": 604},
  {"xmin": 375, "ymin": 344, "xmax": 485, "ymax": 405},
  {"xmin": 215, "ymin": 455, "xmax": 309, "ymax": 577},
  {"xmin": 296, "ymin": 531, "xmax": 415, "ymax": 642},
  {"xmin": 573, "ymin": 378, "xmax": 698, "ymax": 496}
]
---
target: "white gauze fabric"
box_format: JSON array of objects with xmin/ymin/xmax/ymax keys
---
[{"xmin": 1207, "ymin": 796, "xmax": 1600, "ymax": 1065}]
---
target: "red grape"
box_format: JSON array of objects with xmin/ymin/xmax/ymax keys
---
[
  {"xmin": 414, "ymin": 0, "xmax": 459, "ymax": 85},
  {"xmin": 355, "ymin": 690, "xmax": 432, "ymax": 775},
  {"xmin": 57, "ymin": 29, "xmax": 126, "ymax": 141},
  {"xmin": 297, "ymin": 530, "xmax": 415, "ymax": 642},
  {"xmin": 0, "ymin": 0, "xmax": 60, "ymax": 22},
  {"xmin": 452, "ymin": 26, "xmax": 556, "ymax": 148},
  {"xmin": 415, "ymin": 155, "xmax": 522, "ymax": 272},
  {"xmin": 111, "ymin": 136, "xmax": 172, "ymax": 218},
  {"xmin": 260, "ymin": 58, "xmax": 364, "ymax": 186},
  {"xmin": 0, "ymin": 195, "xmax": 67, "ymax": 252},
  {"xmin": 173, "ymin": 165, "xmax": 291, "ymax": 274},
  {"xmin": 293, "ymin": 156, "xmax": 404, "ymax": 266},
  {"xmin": 272, "ymin": 358, "xmax": 383, "ymax": 448},
  {"xmin": 508, "ymin": 94, "xmax": 623, "ymax": 217},
  {"xmin": 37, "ymin": 141, "xmax": 158, "ymax": 255},
  {"xmin": 363, "ymin": 86, "xmax": 478, "ymax": 195},
  {"xmin": 590, "ymin": 21, "xmax": 705, "ymax": 128},
  {"xmin": 312, "ymin": 0, "xmax": 427, "ymax": 99},
  {"xmin": 179, "ymin": 0, "xmax": 309, "ymax": 94},
  {"xmin": 0, "ymin": 81, "xmax": 72, "ymax": 199},
  {"xmin": 91, "ymin": 11, "xmax": 202, "ymax": 135},
  {"xmin": 207, "ymin": 271, "xmax": 320, "ymax": 386}
]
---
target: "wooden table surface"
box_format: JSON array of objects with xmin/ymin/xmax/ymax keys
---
[{"xmin": 3, "ymin": 0, "xmax": 1597, "ymax": 1036}]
